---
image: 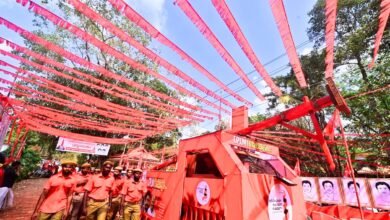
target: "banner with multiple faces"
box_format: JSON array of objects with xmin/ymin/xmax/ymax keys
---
[{"xmin": 301, "ymin": 177, "xmax": 389, "ymax": 210}]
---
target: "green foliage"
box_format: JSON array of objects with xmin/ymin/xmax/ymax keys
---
[
  {"xmin": 19, "ymin": 148, "xmax": 41, "ymax": 180},
  {"xmin": 248, "ymin": 113, "xmax": 267, "ymax": 124},
  {"xmin": 76, "ymin": 153, "xmax": 88, "ymax": 165},
  {"xmin": 15, "ymin": 0, "xmax": 184, "ymax": 156},
  {"xmin": 265, "ymin": 0, "xmax": 390, "ymax": 176},
  {"xmin": 308, "ymin": 0, "xmax": 389, "ymax": 81}
]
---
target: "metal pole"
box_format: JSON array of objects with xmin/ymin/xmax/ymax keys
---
[{"xmin": 338, "ymin": 117, "xmax": 364, "ymax": 220}]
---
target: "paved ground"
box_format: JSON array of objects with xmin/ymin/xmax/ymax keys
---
[{"xmin": 0, "ymin": 178, "xmax": 46, "ymax": 220}]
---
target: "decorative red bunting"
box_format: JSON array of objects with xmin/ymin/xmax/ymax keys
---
[
  {"xmin": 12, "ymin": 1, "xmax": 229, "ymax": 114},
  {"xmin": 211, "ymin": 0, "xmax": 282, "ymax": 97},
  {"xmin": 0, "ymin": 67, "xmax": 200, "ymax": 126},
  {"xmin": 369, "ymin": 0, "xmax": 390, "ymax": 68},
  {"xmin": 0, "ymin": 43, "xmax": 212, "ymax": 121},
  {"xmin": 107, "ymin": 0, "xmax": 252, "ymax": 106},
  {"xmin": 69, "ymin": 0, "xmax": 237, "ymax": 109},
  {"xmin": 269, "ymin": 0, "xmax": 308, "ymax": 88},
  {"xmin": 176, "ymin": 0, "xmax": 265, "ymax": 102},
  {"xmin": 0, "ymin": 18, "xmax": 225, "ymax": 116},
  {"xmin": 324, "ymin": 0, "xmax": 338, "ymax": 78}
]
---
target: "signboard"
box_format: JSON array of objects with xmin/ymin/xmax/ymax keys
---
[
  {"xmin": 368, "ymin": 178, "xmax": 390, "ymax": 209},
  {"xmin": 341, "ymin": 178, "xmax": 371, "ymax": 207},
  {"xmin": 56, "ymin": 137, "xmax": 110, "ymax": 155},
  {"xmin": 268, "ymin": 184, "xmax": 292, "ymax": 220},
  {"xmin": 301, "ymin": 177, "xmax": 320, "ymax": 202},
  {"xmin": 318, "ymin": 178, "xmax": 342, "ymax": 204},
  {"xmin": 231, "ymin": 136, "xmax": 279, "ymax": 156},
  {"xmin": 196, "ymin": 180, "xmax": 211, "ymax": 206}
]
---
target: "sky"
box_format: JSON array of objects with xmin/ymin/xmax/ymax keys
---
[{"xmin": 0, "ymin": 0, "xmax": 318, "ymax": 138}]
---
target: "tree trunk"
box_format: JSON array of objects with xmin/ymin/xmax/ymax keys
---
[{"xmin": 355, "ymin": 54, "xmax": 368, "ymax": 82}]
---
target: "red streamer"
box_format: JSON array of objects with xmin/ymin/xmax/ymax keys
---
[
  {"xmin": 107, "ymin": 0, "xmax": 251, "ymax": 106},
  {"xmin": 325, "ymin": 0, "xmax": 338, "ymax": 78},
  {"xmin": 176, "ymin": 0, "xmax": 265, "ymax": 102},
  {"xmin": 369, "ymin": 0, "xmax": 390, "ymax": 68},
  {"xmin": 211, "ymin": 0, "xmax": 282, "ymax": 97},
  {"xmin": 0, "ymin": 18, "xmax": 224, "ymax": 116},
  {"xmin": 0, "ymin": 67, "xmax": 199, "ymax": 127},
  {"xmin": 0, "ymin": 42, "xmax": 211, "ymax": 121},
  {"xmin": 12, "ymin": 1, "xmax": 227, "ymax": 114},
  {"xmin": 0, "ymin": 52, "xmax": 207, "ymax": 122},
  {"xmin": 0, "ymin": 96, "xmax": 178, "ymax": 145},
  {"xmin": 269, "ymin": 0, "xmax": 307, "ymax": 88},
  {"xmin": 69, "ymin": 0, "xmax": 237, "ymax": 109}
]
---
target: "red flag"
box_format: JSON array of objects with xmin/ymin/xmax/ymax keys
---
[
  {"xmin": 344, "ymin": 163, "xmax": 352, "ymax": 177},
  {"xmin": 294, "ymin": 159, "xmax": 301, "ymax": 176}
]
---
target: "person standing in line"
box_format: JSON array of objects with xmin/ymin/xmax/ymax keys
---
[
  {"xmin": 120, "ymin": 168, "xmax": 147, "ymax": 220},
  {"xmin": 69, "ymin": 163, "xmax": 91, "ymax": 220},
  {"xmin": 125, "ymin": 169, "xmax": 133, "ymax": 180},
  {"xmin": 31, "ymin": 160, "xmax": 77, "ymax": 220},
  {"xmin": 83, "ymin": 161, "xmax": 114, "ymax": 220},
  {"xmin": 107, "ymin": 166, "xmax": 124, "ymax": 220},
  {"xmin": 0, "ymin": 160, "xmax": 21, "ymax": 209}
]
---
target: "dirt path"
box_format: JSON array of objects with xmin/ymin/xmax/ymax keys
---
[{"xmin": 0, "ymin": 178, "xmax": 46, "ymax": 220}]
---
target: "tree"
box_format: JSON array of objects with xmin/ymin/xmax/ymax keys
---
[
  {"xmin": 307, "ymin": 0, "xmax": 390, "ymax": 82},
  {"xmin": 267, "ymin": 0, "xmax": 390, "ymax": 176},
  {"xmin": 14, "ymin": 0, "xmax": 182, "ymax": 155}
]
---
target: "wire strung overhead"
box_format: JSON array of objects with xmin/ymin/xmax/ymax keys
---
[
  {"xmin": 14, "ymin": 1, "xmax": 230, "ymax": 115},
  {"xmin": 269, "ymin": 0, "xmax": 308, "ymax": 88},
  {"xmin": 176, "ymin": 0, "xmax": 265, "ymax": 102},
  {"xmin": 210, "ymin": 0, "xmax": 282, "ymax": 97},
  {"xmin": 0, "ymin": 0, "xmax": 387, "ymax": 147},
  {"xmin": 107, "ymin": 0, "xmax": 252, "ymax": 106},
  {"xmin": 0, "ymin": 41, "xmax": 212, "ymax": 121},
  {"xmin": 66, "ymin": 0, "xmax": 237, "ymax": 110}
]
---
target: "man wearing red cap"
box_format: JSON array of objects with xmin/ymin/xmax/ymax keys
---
[
  {"xmin": 120, "ymin": 168, "xmax": 147, "ymax": 220},
  {"xmin": 83, "ymin": 161, "xmax": 114, "ymax": 220},
  {"xmin": 31, "ymin": 160, "xmax": 77, "ymax": 220},
  {"xmin": 70, "ymin": 163, "xmax": 91, "ymax": 220}
]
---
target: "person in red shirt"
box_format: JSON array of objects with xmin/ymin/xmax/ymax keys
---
[
  {"xmin": 107, "ymin": 166, "xmax": 124, "ymax": 220},
  {"xmin": 69, "ymin": 163, "xmax": 91, "ymax": 220},
  {"xmin": 83, "ymin": 161, "xmax": 114, "ymax": 220},
  {"xmin": 31, "ymin": 160, "xmax": 77, "ymax": 220},
  {"xmin": 120, "ymin": 168, "xmax": 147, "ymax": 220}
]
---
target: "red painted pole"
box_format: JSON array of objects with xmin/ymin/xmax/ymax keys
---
[{"xmin": 338, "ymin": 117, "xmax": 364, "ymax": 220}]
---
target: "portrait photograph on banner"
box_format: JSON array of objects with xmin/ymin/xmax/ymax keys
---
[
  {"xmin": 301, "ymin": 177, "xmax": 319, "ymax": 202},
  {"xmin": 368, "ymin": 178, "xmax": 390, "ymax": 210},
  {"xmin": 318, "ymin": 178, "xmax": 342, "ymax": 204},
  {"xmin": 341, "ymin": 178, "xmax": 371, "ymax": 207}
]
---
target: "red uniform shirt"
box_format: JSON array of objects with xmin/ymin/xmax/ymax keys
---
[
  {"xmin": 74, "ymin": 173, "xmax": 91, "ymax": 193},
  {"xmin": 39, "ymin": 173, "xmax": 76, "ymax": 213},
  {"xmin": 84, "ymin": 174, "xmax": 114, "ymax": 200},
  {"xmin": 112, "ymin": 177, "xmax": 124, "ymax": 198},
  {"xmin": 121, "ymin": 179, "xmax": 147, "ymax": 203}
]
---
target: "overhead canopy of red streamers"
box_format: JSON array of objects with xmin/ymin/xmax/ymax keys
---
[{"xmin": 0, "ymin": 0, "xmax": 387, "ymax": 148}]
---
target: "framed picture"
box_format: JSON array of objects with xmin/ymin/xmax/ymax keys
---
[
  {"xmin": 318, "ymin": 178, "xmax": 342, "ymax": 204},
  {"xmin": 301, "ymin": 177, "xmax": 319, "ymax": 202},
  {"xmin": 368, "ymin": 178, "xmax": 390, "ymax": 210},
  {"xmin": 341, "ymin": 178, "xmax": 371, "ymax": 207}
]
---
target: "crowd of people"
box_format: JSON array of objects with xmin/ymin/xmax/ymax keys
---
[{"xmin": 29, "ymin": 160, "xmax": 147, "ymax": 220}]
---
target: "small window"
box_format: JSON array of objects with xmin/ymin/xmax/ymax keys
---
[{"xmin": 186, "ymin": 152, "xmax": 222, "ymax": 178}]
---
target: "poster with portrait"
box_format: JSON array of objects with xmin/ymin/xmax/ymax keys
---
[
  {"xmin": 318, "ymin": 178, "xmax": 342, "ymax": 204},
  {"xmin": 341, "ymin": 178, "xmax": 371, "ymax": 207},
  {"xmin": 368, "ymin": 178, "xmax": 390, "ymax": 210},
  {"xmin": 301, "ymin": 177, "xmax": 319, "ymax": 202}
]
